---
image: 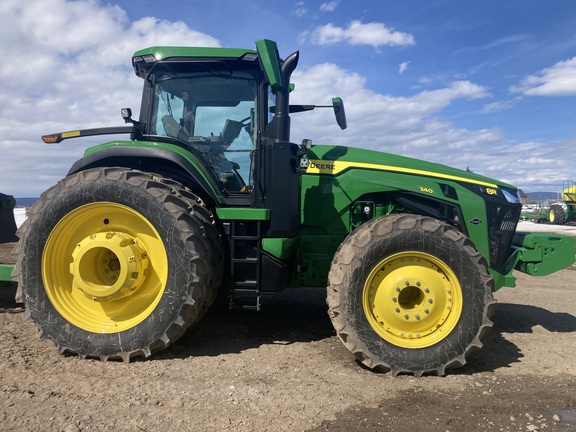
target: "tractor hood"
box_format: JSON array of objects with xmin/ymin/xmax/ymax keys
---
[{"xmin": 305, "ymin": 144, "xmax": 518, "ymax": 193}]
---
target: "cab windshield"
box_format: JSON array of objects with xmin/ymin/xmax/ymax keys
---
[{"xmin": 149, "ymin": 63, "xmax": 259, "ymax": 191}]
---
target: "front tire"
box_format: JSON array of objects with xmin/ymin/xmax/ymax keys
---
[
  {"xmin": 327, "ymin": 214, "xmax": 495, "ymax": 376},
  {"xmin": 15, "ymin": 168, "xmax": 219, "ymax": 361}
]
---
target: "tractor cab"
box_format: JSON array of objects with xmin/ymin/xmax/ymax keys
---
[
  {"xmin": 133, "ymin": 54, "xmax": 261, "ymax": 192},
  {"xmin": 130, "ymin": 41, "xmax": 345, "ymax": 238},
  {"xmin": 131, "ymin": 42, "xmax": 347, "ymax": 189}
]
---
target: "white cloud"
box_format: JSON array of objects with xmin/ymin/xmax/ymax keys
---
[
  {"xmin": 292, "ymin": 1, "xmax": 308, "ymax": 17},
  {"xmin": 481, "ymin": 100, "xmax": 515, "ymax": 114},
  {"xmin": 399, "ymin": 62, "xmax": 410, "ymax": 75},
  {"xmin": 301, "ymin": 21, "xmax": 415, "ymax": 48},
  {"xmin": 0, "ymin": 0, "xmax": 220, "ymax": 196},
  {"xmin": 288, "ymin": 63, "xmax": 576, "ymax": 190},
  {"xmin": 320, "ymin": 1, "xmax": 340, "ymax": 12},
  {"xmin": 510, "ymin": 57, "xmax": 576, "ymax": 96},
  {"xmin": 454, "ymin": 34, "xmax": 530, "ymax": 55},
  {"xmin": 291, "ymin": 64, "xmax": 480, "ymax": 143}
]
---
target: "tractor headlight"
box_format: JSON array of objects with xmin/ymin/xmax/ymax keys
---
[{"xmin": 501, "ymin": 188, "xmax": 521, "ymax": 204}]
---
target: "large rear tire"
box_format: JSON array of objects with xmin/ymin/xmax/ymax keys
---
[
  {"xmin": 156, "ymin": 178, "xmax": 224, "ymax": 314},
  {"xmin": 15, "ymin": 168, "xmax": 221, "ymax": 361},
  {"xmin": 327, "ymin": 214, "xmax": 495, "ymax": 376}
]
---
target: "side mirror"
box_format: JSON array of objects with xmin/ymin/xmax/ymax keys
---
[{"xmin": 332, "ymin": 97, "xmax": 347, "ymax": 130}]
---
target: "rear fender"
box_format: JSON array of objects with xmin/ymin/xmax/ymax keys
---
[{"xmin": 67, "ymin": 145, "xmax": 226, "ymax": 206}]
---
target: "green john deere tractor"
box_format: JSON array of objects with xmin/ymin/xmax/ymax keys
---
[{"xmin": 10, "ymin": 40, "xmax": 575, "ymax": 376}]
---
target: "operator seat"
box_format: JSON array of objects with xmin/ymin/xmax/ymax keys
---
[{"xmin": 162, "ymin": 115, "xmax": 189, "ymax": 142}]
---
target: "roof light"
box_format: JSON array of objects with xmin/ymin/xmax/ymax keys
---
[
  {"xmin": 243, "ymin": 53, "xmax": 258, "ymax": 61},
  {"xmin": 132, "ymin": 54, "xmax": 157, "ymax": 66}
]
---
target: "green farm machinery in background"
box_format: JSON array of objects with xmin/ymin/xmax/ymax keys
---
[
  {"xmin": 521, "ymin": 181, "xmax": 576, "ymax": 224},
  {"xmin": 553, "ymin": 181, "xmax": 576, "ymax": 224},
  {"xmin": 4, "ymin": 40, "xmax": 575, "ymax": 376},
  {"xmin": 0, "ymin": 193, "xmax": 18, "ymax": 282}
]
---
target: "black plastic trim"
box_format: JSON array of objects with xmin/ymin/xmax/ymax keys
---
[{"xmin": 391, "ymin": 192, "xmax": 467, "ymax": 235}]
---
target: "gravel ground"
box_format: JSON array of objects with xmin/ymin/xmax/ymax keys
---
[
  {"xmin": 0, "ymin": 223, "xmax": 575, "ymax": 432},
  {"xmin": 517, "ymin": 220, "xmax": 576, "ymax": 236}
]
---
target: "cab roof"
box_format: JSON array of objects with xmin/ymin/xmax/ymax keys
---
[
  {"xmin": 132, "ymin": 46, "xmax": 257, "ymax": 62},
  {"xmin": 132, "ymin": 46, "xmax": 260, "ymax": 78}
]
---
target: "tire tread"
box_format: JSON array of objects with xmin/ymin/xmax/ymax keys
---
[
  {"xmin": 15, "ymin": 167, "xmax": 224, "ymax": 362},
  {"xmin": 327, "ymin": 214, "xmax": 495, "ymax": 376}
]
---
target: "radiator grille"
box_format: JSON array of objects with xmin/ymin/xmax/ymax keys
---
[{"xmin": 486, "ymin": 203, "xmax": 521, "ymax": 273}]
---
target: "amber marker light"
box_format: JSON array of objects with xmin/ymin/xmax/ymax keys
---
[{"xmin": 42, "ymin": 135, "xmax": 60, "ymax": 143}]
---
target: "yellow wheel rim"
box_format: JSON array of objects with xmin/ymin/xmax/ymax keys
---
[
  {"xmin": 363, "ymin": 252, "xmax": 462, "ymax": 349},
  {"xmin": 549, "ymin": 210, "xmax": 555, "ymax": 223},
  {"xmin": 42, "ymin": 202, "xmax": 168, "ymax": 333}
]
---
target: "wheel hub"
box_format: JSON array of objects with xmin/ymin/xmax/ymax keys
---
[
  {"xmin": 70, "ymin": 231, "xmax": 149, "ymax": 302},
  {"xmin": 364, "ymin": 253, "xmax": 462, "ymax": 348}
]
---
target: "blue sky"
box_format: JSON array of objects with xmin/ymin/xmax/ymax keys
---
[{"xmin": 1, "ymin": 0, "xmax": 576, "ymax": 196}]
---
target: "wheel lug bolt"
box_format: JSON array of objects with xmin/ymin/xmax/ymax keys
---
[
  {"xmin": 395, "ymin": 307, "xmax": 400, "ymax": 313},
  {"xmin": 404, "ymin": 281, "xmax": 410, "ymax": 286},
  {"xmin": 416, "ymin": 281, "xmax": 421, "ymax": 287},
  {"xmin": 448, "ymin": 297, "xmax": 452, "ymax": 302},
  {"xmin": 392, "ymin": 297, "xmax": 397, "ymax": 302},
  {"xmin": 424, "ymin": 309, "xmax": 430, "ymax": 314},
  {"xmin": 425, "ymin": 288, "xmax": 430, "ymax": 293},
  {"xmin": 404, "ymin": 314, "xmax": 409, "ymax": 320},
  {"xmin": 396, "ymin": 287, "xmax": 401, "ymax": 292},
  {"xmin": 447, "ymin": 289, "xmax": 452, "ymax": 294},
  {"xmin": 415, "ymin": 314, "xmax": 420, "ymax": 320},
  {"xmin": 428, "ymin": 298, "xmax": 433, "ymax": 304}
]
